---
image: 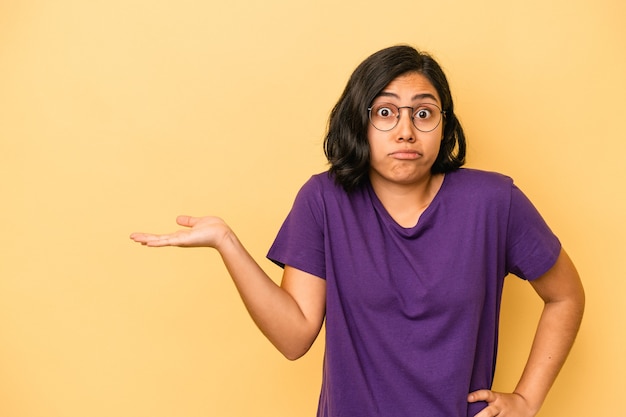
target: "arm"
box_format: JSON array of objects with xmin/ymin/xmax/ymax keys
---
[
  {"xmin": 130, "ymin": 215, "xmax": 326, "ymax": 360},
  {"xmin": 468, "ymin": 248, "xmax": 585, "ymax": 416}
]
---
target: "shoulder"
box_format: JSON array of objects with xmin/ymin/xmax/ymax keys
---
[
  {"xmin": 442, "ymin": 168, "xmax": 518, "ymax": 210},
  {"xmin": 446, "ymin": 168, "xmax": 514, "ymax": 195},
  {"xmin": 297, "ymin": 171, "xmax": 346, "ymax": 199},
  {"xmin": 448, "ymin": 168, "xmax": 513, "ymax": 187},
  {"xmin": 288, "ymin": 171, "xmax": 345, "ymax": 216},
  {"xmin": 304, "ymin": 171, "xmax": 336, "ymax": 189}
]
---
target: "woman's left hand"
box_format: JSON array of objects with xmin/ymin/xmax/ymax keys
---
[{"xmin": 468, "ymin": 390, "xmax": 537, "ymax": 417}]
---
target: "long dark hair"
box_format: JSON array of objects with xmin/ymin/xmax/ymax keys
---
[{"xmin": 323, "ymin": 45, "xmax": 466, "ymax": 192}]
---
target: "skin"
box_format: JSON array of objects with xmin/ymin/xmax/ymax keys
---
[
  {"xmin": 130, "ymin": 72, "xmax": 585, "ymax": 417},
  {"xmin": 131, "ymin": 215, "xmax": 327, "ymax": 361},
  {"xmin": 366, "ymin": 72, "xmax": 446, "ymax": 227}
]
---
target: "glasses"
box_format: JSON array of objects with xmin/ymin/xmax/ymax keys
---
[{"xmin": 368, "ymin": 102, "xmax": 445, "ymax": 132}]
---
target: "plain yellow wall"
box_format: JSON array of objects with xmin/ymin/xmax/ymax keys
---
[{"xmin": 1, "ymin": 0, "xmax": 624, "ymax": 416}]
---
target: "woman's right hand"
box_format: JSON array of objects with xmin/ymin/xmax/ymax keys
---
[{"xmin": 130, "ymin": 215, "xmax": 231, "ymax": 249}]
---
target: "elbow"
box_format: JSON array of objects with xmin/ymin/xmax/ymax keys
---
[
  {"xmin": 271, "ymin": 322, "xmax": 322, "ymax": 361},
  {"xmin": 281, "ymin": 344, "xmax": 312, "ymax": 361},
  {"xmin": 284, "ymin": 352, "xmax": 305, "ymax": 361},
  {"xmin": 570, "ymin": 275, "xmax": 586, "ymax": 322}
]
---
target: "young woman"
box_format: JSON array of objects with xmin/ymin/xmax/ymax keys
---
[{"xmin": 130, "ymin": 45, "xmax": 585, "ymax": 417}]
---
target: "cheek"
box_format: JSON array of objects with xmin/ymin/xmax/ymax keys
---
[
  {"xmin": 421, "ymin": 131, "xmax": 444, "ymax": 161},
  {"xmin": 366, "ymin": 128, "xmax": 381, "ymax": 154},
  {"xmin": 431, "ymin": 135, "xmax": 444, "ymax": 154},
  {"xmin": 366, "ymin": 125, "xmax": 378, "ymax": 143},
  {"xmin": 431, "ymin": 126, "xmax": 445, "ymax": 148}
]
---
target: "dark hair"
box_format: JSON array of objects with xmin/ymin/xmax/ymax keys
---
[{"xmin": 323, "ymin": 45, "xmax": 466, "ymax": 192}]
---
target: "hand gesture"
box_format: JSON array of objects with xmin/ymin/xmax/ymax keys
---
[
  {"xmin": 130, "ymin": 215, "xmax": 231, "ymax": 249},
  {"xmin": 468, "ymin": 390, "xmax": 536, "ymax": 417}
]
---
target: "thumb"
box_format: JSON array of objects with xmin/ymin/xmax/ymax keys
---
[
  {"xmin": 176, "ymin": 215, "xmax": 198, "ymax": 227},
  {"xmin": 468, "ymin": 389, "xmax": 495, "ymax": 403}
]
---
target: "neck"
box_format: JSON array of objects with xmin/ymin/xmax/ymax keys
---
[{"xmin": 370, "ymin": 173, "xmax": 445, "ymax": 228}]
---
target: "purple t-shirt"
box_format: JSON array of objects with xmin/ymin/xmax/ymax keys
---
[{"xmin": 267, "ymin": 168, "xmax": 560, "ymax": 417}]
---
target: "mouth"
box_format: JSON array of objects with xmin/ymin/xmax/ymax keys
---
[{"xmin": 389, "ymin": 150, "xmax": 422, "ymax": 160}]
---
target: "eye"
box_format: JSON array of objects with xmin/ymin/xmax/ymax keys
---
[
  {"xmin": 374, "ymin": 105, "xmax": 396, "ymax": 119},
  {"xmin": 414, "ymin": 108, "xmax": 432, "ymax": 120}
]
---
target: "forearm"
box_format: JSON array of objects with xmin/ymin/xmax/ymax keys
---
[
  {"xmin": 513, "ymin": 296, "xmax": 584, "ymax": 413},
  {"xmin": 217, "ymin": 231, "xmax": 323, "ymax": 360},
  {"xmin": 131, "ymin": 215, "xmax": 324, "ymax": 359}
]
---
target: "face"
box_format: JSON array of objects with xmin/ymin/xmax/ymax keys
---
[{"xmin": 367, "ymin": 71, "xmax": 444, "ymax": 188}]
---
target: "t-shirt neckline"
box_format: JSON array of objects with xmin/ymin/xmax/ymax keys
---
[{"xmin": 366, "ymin": 171, "xmax": 452, "ymax": 234}]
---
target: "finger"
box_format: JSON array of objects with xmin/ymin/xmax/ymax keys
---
[
  {"xmin": 472, "ymin": 404, "xmax": 499, "ymax": 417},
  {"xmin": 129, "ymin": 232, "xmax": 156, "ymax": 243},
  {"xmin": 175, "ymin": 215, "xmax": 199, "ymax": 227},
  {"xmin": 468, "ymin": 389, "xmax": 496, "ymax": 403},
  {"xmin": 130, "ymin": 233, "xmax": 173, "ymax": 246},
  {"xmin": 144, "ymin": 237, "xmax": 176, "ymax": 247}
]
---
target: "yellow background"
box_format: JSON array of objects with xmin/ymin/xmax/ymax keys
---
[{"xmin": 1, "ymin": 0, "xmax": 624, "ymax": 416}]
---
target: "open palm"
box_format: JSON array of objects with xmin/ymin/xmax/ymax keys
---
[{"xmin": 130, "ymin": 215, "xmax": 230, "ymax": 248}]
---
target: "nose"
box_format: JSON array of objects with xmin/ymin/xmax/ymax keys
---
[{"xmin": 396, "ymin": 107, "xmax": 415, "ymax": 142}]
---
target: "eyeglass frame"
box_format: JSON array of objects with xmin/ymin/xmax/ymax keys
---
[{"xmin": 367, "ymin": 102, "xmax": 446, "ymax": 133}]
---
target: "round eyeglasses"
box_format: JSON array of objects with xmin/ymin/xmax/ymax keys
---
[{"xmin": 368, "ymin": 102, "xmax": 445, "ymax": 132}]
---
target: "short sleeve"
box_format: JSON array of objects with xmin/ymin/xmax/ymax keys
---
[
  {"xmin": 506, "ymin": 184, "xmax": 561, "ymax": 280},
  {"xmin": 267, "ymin": 176, "xmax": 326, "ymax": 279}
]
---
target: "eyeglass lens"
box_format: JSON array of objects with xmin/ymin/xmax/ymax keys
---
[{"xmin": 369, "ymin": 103, "xmax": 442, "ymax": 132}]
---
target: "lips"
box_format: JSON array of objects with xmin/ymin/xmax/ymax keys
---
[{"xmin": 389, "ymin": 149, "xmax": 422, "ymax": 160}]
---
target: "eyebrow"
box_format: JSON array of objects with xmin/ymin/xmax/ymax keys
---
[{"xmin": 376, "ymin": 92, "xmax": 439, "ymax": 102}]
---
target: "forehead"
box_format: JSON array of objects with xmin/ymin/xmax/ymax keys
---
[{"xmin": 377, "ymin": 72, "xmax": 441, "ymax": 104}]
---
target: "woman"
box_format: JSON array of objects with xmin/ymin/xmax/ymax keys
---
[{"xmin": 130, "ymin": 45, "xmax": 584, "ymax": 417}]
